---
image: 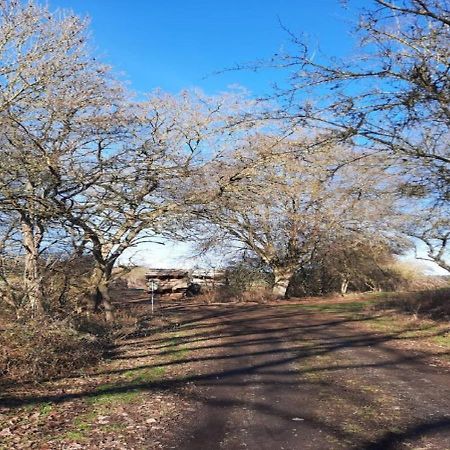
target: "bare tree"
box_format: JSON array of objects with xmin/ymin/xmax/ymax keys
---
[
  {"xmin": 266, "ymin": 0, "xmax": 448, "ymax": 178},
  {"xmin": 0, "ymin": 0, "xmax": 256, "ymax": 320},
  {"xmin": 240, "ymin": 0, "xmax": 449, "ymax": 270},
  {"xmin": 0, "ymin": 212, "xmax": 21, "ymax": 312},
  {"xmin": 54, "ymin": 91, "xmax": 244, "ymax": 320},
  {"xmin": 291, "ymin": 237, "xmax": 409, "ymax": 296},
  {"xmin": 408, "ymin": 207, "xmax": 450, "ymax": 272},
  {"xmin": 188, "ymin": 135, "xmax": 402, "ymax": 297},
  {"xmin": 0, "ymin": 0, "xmax": 131, "ymax": 317}
]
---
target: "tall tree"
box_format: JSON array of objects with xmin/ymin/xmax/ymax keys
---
[
  {"xmin": 0, "ymin": 0, "xmax": 253, "ymax": 319},
  {"xmin": 56, "ymin": 90, "xmax": 243, "ymax": 320},
  {"xmin": 188, "ymin": 135, "xmax": 402, "ymax": 297},
  {"xmin": 0, "ymin": 0, "xmax": 128, "ymax": 315},
  {"xmin": 247, "ymin": 0, "xmax": 449, "ymax": 270}
]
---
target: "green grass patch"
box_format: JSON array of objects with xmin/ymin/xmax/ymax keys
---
[
  {"xmin": 101, "ymin": 422, "xmax": 127, "ymax": 432},
  {"xmin": 168, "ymin": 344, "xmax": 189, "ymax": 360},
  {"xmin": 285, "ymin": 296, "xmax": 449, "ymax": 365},
  {"xmin": 364, "ymin": 316, "xmax": 400, "ymax": 332},
  {"xmin": 432, "ymin": 333, "xmax": 450, "ymax": 348},
  {"xmin": 57, "ymin": 330, "xmax": 183, "ymax": 444},
  {"xmin": 62, "ymin": 390, "xmax": 133, "ymax": 441},
  {"xmin": 284, "ymin": 300, "xmax": 371, "ymax": 314},
  {"xmin": 87, "ymin": 365, "xmax": 167, "ymax": 406},
  {"xmin": 62, "ymin": 430, "xmax": 88, "ymax": 442},
  {"xmin": 363, "ymin": 313, "xmax": 450, "ymax": 354},
  {"xmin": 66, "ymin": 409, "xmax": 98, "ymax": 438},
  {"xmin": 38, "ymin": 402, "xmax": 53, "ymax": 418},
  {"xmin": 122, "ymin": 366, "xmax": 166, "ymax": 383},
  {"xmin": 365, "ymin": 315, "xmax": 449, "ymax": 339},
  {"xmin": 342, "ymin": 421, "xmax": 366, "ymax": 435},
  {"xmin": 360, "ymin": 291, "xmax": 397, "ymax": 300},
  {"xmin": 57, "ymin": 329, "xmax": 190, "ymax": 444},
  {"xmin": 165, "ymin": 333, "xmax": 190, "ymax": 360},
  {"xmin": 73, "ymin": 419, "xmax": 91, "ymax": 432},
  {"xmin": 89, "ymin": 384, "xmax": 140, "ymax": 406}
]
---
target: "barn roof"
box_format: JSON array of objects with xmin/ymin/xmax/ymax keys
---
[{"xmin": 145, "ymin": 269, "xmax": 190, "ymax": 279}]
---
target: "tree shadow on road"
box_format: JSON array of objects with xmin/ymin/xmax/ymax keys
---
[{"xmin": 1, "ymin": 302, "xmax": 449, "ymax": 448}]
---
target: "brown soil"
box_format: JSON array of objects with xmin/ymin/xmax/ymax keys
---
[{"xmin": 1, "ymin": 298, "xmax": 449, "ymax": 449}]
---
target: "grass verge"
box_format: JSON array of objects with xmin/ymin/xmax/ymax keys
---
[{"xmin": 286, "ymin": 294, "xmax": 450, "ymax": 352}]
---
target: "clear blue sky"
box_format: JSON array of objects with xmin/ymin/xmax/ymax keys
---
[{"xmin": 49, "ymin": 0, "xmax": 370, "ymax": 96}]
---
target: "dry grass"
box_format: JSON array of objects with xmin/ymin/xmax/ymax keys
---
[
  {"xmin": 366, "ymin": 287, "xmax": 450, "ymax": 320},
  {"xmin": 195, "ymin": 286, "xmax": 276, "ymax": 303},
  {"xmin": 0, "ymin": 317, "xmax": 112, "ymax": 384}
]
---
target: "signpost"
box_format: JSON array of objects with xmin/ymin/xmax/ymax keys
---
[{"xmin": 149, "ymin": 279, "xmax": 159, "ymax": 314}]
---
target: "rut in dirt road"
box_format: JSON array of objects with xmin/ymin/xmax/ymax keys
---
[{"xmin": 163, "ymin": 304, "xmax": 450, "ymax": 450}]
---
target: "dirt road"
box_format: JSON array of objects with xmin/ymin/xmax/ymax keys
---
[
  {"xmin": 164, "ymin": 302, "xmax": 450, "ymax": 450},
  {"xmin": 1, "ymin": 300, "xmax": 449, "ymax": 449}
]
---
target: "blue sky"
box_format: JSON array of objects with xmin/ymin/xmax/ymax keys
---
[{"xmin": 49, "ymin": 0, "xmax": 368, "ymax": 96}]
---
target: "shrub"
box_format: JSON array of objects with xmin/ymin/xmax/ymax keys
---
[
  {"xmin": 373, "ymin": 287, "xmax": 450, "ymax": 320},
  {"xmin": 0, "ymin": 317, "xmax": 112, "ymax": 383}
]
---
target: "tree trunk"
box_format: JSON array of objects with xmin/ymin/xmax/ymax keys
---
[
  {"xmin": 97, "ymin": 280, "xmax": 114, "ymax": 322},
  {"xmin": 340, "ymin": 278, "xmax": 349, "ymax": 296},
  {"xmin": 90, "ymin": 265, "xmax": 115, "ymax": 322},
  {"xmin": 21, "ymin": 219, "xmax": 45, "ymax": 316},
  {"xmin": 272, "ymin": 267, "xmax": 294, "ymax": 298}
]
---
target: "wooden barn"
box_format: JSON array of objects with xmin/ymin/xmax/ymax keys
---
[
  {"xmin": 192, "ymin": 269, "xmax": 226, "ymax": 290},
  {"xmin": 145, "ymin": 269, "xmax": 190, "ymax": 299},
  {"xmin": 145, "ymin": 268, "xmax": 227, "ymax": 299}
]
